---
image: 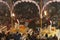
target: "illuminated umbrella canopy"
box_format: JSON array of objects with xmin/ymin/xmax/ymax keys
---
[
  {"xmin": 42, "ymin": 1, "xmax": 60, "ymax": 27},
  {"xmin": 42, "ymin": 1, "xmax": 60, "ymax": 18},
  {"xmin": 0, "ymin": 1, "xmax": 11, "ymax": 26},
  {"xmin": 12, "ymin": 1, "xmax": 40, "ymax": 29},
  {"xmin": 13, "ymin": 1, "xmax": 40, "ymax": 20}
]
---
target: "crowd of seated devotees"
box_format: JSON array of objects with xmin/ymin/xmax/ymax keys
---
[{"xmin": 0, "ymin": 30, "xmax": 58, "ymax": 40}]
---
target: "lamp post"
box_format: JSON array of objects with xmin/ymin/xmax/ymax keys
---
[
  {"xmin": 39, "ymin": 0, "xmax": 43, "ymax": 37},
  {"xmin": 11, "ymin": 13, "xmax": 15, "ymax": 27},
  {"xmin": 40, "ymin": 0, "xmax": 43, "ymax": 28}
]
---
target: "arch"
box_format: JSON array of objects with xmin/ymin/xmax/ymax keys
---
[
  {"xmin": 0, "ymin": 1, "xmax": 10, "ymax": 11},
  {"xmin": 42, "ymin": 0, "xmax": 60, "ymax": 13},
  {"xmin": 0, "ymin": 1, "xmax": 11, "ymax": 25},
  {"xmin": 12, "ymin": 0, "xmax": 40, "ymax": 19}
]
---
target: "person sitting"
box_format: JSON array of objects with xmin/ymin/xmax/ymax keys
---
[{"xmin": 14, "ymin": 32, "xmax": 21, "ymax": 40}]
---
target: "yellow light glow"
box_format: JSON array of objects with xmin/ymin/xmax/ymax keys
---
[
  {"xmin": 11, "ymin": 13, "xmax": 15, "ymax": 17},
  {"xmin": 44, "ymin": 11, "xmax": 47, "ymax": 16}
]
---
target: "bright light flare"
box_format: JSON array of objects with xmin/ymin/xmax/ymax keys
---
[
  {"xmin": 11, "ymin": 13, "xmax": 15, "ymax": 17},
  {"xmin": 44, "ymin": 11, "xmax": 47, "ymax": 16}
]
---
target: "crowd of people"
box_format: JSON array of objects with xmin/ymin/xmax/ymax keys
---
[
  {"xmin": 0, "ymin": 23, "xmax": 58, "ymax": 40},
  {"xmin": 0, "ymin": 29, "xmax": 58, "ymax": 40},
  {"xmin": 0, "ymin": 0, "xmax": 59, "ymax": 40}
]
